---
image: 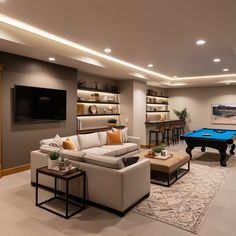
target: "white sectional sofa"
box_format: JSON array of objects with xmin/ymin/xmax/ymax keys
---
[{"xmin": 31, "ymin": 131, "xmax": 150, "ymax": 216}]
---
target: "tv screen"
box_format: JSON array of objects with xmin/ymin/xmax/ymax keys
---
[{"xmin": 14, "ymin": 85, "xmax": 67, "ymax": 122}]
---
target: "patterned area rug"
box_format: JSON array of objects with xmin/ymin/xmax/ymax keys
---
[{"xmin": 133, "ymin": 152, "xmax": 236, "ymax": 234}]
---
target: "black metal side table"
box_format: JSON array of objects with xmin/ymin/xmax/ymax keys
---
[{"xmin": 36, "ymin": 166, "xmax": 86, "ymax": 219}]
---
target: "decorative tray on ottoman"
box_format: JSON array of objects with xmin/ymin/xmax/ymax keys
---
[{"xmin": 145, "ymin": 153, "xmax": 173, "ymax": 160}]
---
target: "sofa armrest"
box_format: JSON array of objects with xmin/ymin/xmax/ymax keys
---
[
  {"xmin": 70, "ymin": 158, "xmax": 150, "ymax": 212},
  {"xmin": 128, "ymin": 136, "xmax": 140, "ymax": 149},
  {"xmin": 119, "ymin": 159, "xmax": 150, "ymax": 211}
]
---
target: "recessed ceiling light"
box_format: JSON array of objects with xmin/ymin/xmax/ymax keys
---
[
  {"xmin": 173, "ymin": 76, "xmax": 178, "ymax": 78},
  {"xmin": 223, "ymin": 68, "xmax": 229, "ymax": 72},
  {"xmin": 196, "ymin": 39, "xmax": 206, "ymax": 45},
  {"xmin": 213, "ymin": 58, "xmax": 221, "ymax": 63},
  {"xmin": 104, "ymin": 48, "xmax": 111, "ymax": 53},
  {"xmin": 48, "ymin": 57, "xmax": 55, "ymax": 61},
  {"xmin": 147, "ymin": 64, "xmax": 154, "ymax": 68}
]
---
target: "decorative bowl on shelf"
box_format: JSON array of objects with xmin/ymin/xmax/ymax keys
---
[{"xmin": 107, "ymin": 118, "xmax": 117, "ymax": 127}]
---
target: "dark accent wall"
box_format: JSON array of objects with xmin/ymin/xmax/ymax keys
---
[{"xmin": 0, "ymin": 51, "xmax": 77, "ymax": 169}]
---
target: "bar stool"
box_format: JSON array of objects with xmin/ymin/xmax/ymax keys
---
[
  {"xmin": 163, "ymin": 123, "xmax": 177, "ymax": 145},
  {"xmin": 149, "ymin": 125, "xmax": 164, "ymax": 148},
  {"xmin": 174, "ymin": 120, "xmax": 186, "ymax": 142}
]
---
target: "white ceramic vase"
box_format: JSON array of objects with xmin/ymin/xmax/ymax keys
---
[{"xmin": 48, "ymin": 159, "xmax": 59, "ymax": 169}]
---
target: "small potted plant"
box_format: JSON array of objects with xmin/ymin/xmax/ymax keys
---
[
  {"xmin": 152, "ymin": 143, "xmax": 166, "ymax": 154},
  {"xmin": 48, "ymin": 152, "xmax": 60, "ymax": 169},
  {"xmin": 107, "ymin": 118, "xmax": 117, "ymax": 127}
]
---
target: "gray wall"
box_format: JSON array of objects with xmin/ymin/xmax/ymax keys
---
[
  {"xmin": 167, "ymin": 86, "xmax": 236, "ymax": 131},
  {"xmin": 0, "ymin": 51, "xmax": 77, "ymax": 169}
]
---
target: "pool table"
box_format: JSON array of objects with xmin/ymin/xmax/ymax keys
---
[{"xmin": 180, "ymin": 128, "xmax": 236, "ymax": 167}]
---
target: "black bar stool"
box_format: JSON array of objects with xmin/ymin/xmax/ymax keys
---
[{"xmin": 149, "ymin": 125, "xmax": 164, "ymax": 148}]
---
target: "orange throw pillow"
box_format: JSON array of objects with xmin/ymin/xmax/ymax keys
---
[
  {"xmin": 107, "ymin": 131, "xmax": 123, "ymax": 145},
  {"xmin": 62, "ymin": 138, "xmax": 77, "ymax": 150}
]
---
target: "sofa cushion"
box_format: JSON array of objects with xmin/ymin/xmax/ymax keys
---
[
  {"xmin": 40, "ymin": 145, "xmax": 60, "ymax": 154},
  {"xmin": 81, "ymin": 147, "xmax": 116, "ymax": 156},
  {"xmin": 60, "ymin": 150, "xmax": 85, "ymax": 162},
  {"xmin": 83, "ymin": 153, "xmax": 125, "ymax": 169},
  {"xmin": 98, "ymin": 131, "xmax": 107, "ymax": 146},
  {"xmin": 122, "ymin": 143, "xmax": 139, "ymax": 152},
  {"xmin": 107, "ymin": 131, "xmax": 123, "ymax": 145},
  {"xmin": 103, "ymin": 145, "xmax": 128, "ymax": 156},
  {"xmin": 62, "ymin": 138, "xmax": 77, "ymax": 150},
  {"xmin": 78, "ymin": 132, "xmax": 100, "ymax": 150}
]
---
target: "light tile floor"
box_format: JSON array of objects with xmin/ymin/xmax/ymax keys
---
[{"xmin": 1, "ymin": 144, "xmax": 236, "ymax": 236}]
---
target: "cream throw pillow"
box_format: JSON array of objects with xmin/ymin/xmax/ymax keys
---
[
  {"xmin": 49, "ymin": 134, "xmax": 64, "ymax": 148},
  {"xmin": 112, "ymin": 128, "xmax": 128, "ymax": 142}
]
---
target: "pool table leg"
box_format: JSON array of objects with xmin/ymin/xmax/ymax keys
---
[
  {"xmin": 230, "ymin": 144, "xmax": 235, "ymax": 155},
  {"xmin": 201, "ymin": 146, "xmax": 206, "ymax": 152},
  {"xmin": 186, "ymin": 147, "xmax": 193, "ymax": 159},
  {"xmin": 219, "ymin": 151, "xmax": 227, "ymax": 167}
]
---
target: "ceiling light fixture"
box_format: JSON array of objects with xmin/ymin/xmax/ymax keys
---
[
  {"xmin": 223, "ymin": 68, "xmax": 229, "ymax": 72},
  {"xmin": 213, "ymin": 58, "xmax": 221, "ymax": 63},
  {"xmin": 147, "ymin": 64, "xmax": 154, "ymax": 68},
  {"xmin": 196, "ymin": 39, "xmax": 206, "ymax": 45},
  {"xmin": 173, "ymin": 76, "xmax": 178, "ymax": 78},
  {"xmin": 48, "ymin": 57, "xmax": 55, "ymax": 61},
  {"xmin": 104, "ymin": 48, "xmax": 111, "ymax": 53}
]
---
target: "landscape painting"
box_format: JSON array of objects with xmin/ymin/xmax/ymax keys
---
[{"xmin": 212, "ymin": 104, "xmax": 236, "ymax": 124}]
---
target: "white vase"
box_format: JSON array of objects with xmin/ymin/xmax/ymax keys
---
[{"xmin": 48, "ymin": 159, "xmax": 59, "ymax": 169}]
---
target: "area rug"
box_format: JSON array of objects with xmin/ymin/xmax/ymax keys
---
[{"xmin": 133, "ymin": 152, "xmax": 236, "ymax": 234}]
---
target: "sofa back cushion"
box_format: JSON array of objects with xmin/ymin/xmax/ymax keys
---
[
  {"xmin": 98, "ymin": 131, "xmax": 108, "ymax": 146},
  {"xmin": 78, "ymin": 132, "xmax": 100, "ymax": 150},
  {"xmin": 68, "ymin": 135, "xmax": 80, "ymax": 150},
  {"xmin": 83, "ymin": 153, "xmax": 124, "ymax": 169}
]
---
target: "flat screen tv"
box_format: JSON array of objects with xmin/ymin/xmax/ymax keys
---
[{"xmin": 14, "ymin": 85, "xmax": 66, "ymax": 123}]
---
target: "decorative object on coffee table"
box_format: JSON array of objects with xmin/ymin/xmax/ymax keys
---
[
  {"xmin": 152, "ymin": 144, "xmax": 166, "ymax": 154},
  {"xmin": 48, "ymin": 152, "xmax": 59, "ymax": 169}
]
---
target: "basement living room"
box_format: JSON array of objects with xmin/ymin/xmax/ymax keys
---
[{"xmin": 1, "ymin": 1, "xmax": 236, "ymax": 236}]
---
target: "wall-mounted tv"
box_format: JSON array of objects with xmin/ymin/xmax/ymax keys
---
[{"xmin": 14, "ymin": 85, "xmax": 67, "ymax": 123}]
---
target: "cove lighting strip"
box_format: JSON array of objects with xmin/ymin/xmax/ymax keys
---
[
  {"xmin": 1, "ymin": 13, "xmax": 236, "ymax": 82},
  {"xmin": 0, "ymin": 14, "xmax": 170, "ymax": 80}
]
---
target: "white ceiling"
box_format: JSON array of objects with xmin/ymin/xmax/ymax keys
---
[{"xmin": 1, "ymin": 0, "xmax": 236, "ymax": 87}]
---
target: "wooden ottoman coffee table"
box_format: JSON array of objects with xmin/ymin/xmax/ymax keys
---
[{"xmin": 143, "ymin": 151, "xmax": 190, "ymax": 187}]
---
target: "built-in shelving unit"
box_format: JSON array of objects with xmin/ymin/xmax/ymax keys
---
[
  {"xmin": 146, "ymin": 111, "xmax": 170, "ymax": 113},
  {"xmin": 146, "ymin": 91, "xmax": 169, "ymax": 122},
  {"xmin": 77, "ymin": 87, "xmax": 120, "ymax": 131}
]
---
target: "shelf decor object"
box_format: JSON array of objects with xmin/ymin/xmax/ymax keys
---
[{"xmin": 88, "ymin": 105, "xmax": 98, "ymax": 114}]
